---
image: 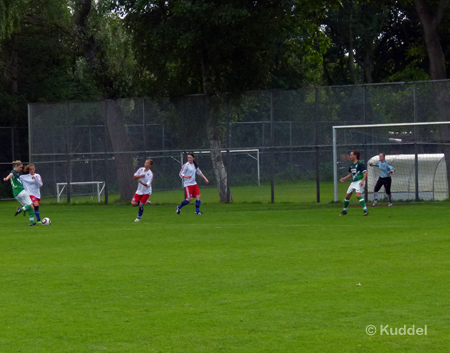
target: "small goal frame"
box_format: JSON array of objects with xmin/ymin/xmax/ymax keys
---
[
  {"xmin": 179, "ymin": 149, "xmax": 260, "ymax": 186},
  {"xmin": 56, "ymin": 181, "xmax": 106, "ymax": 203}
]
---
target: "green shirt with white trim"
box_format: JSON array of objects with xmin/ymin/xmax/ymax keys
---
[
  {"xmin": 9, "ymin": 170, "xmax": 25, "ymax": 197},
  {"xmin": 348, "ymin": 160, "xmax": 367, "ymax": 182}
]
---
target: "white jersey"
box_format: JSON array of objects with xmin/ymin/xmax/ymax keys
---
[
  {"xmin": 134, "ymin": 167, "xmax": 153, "ymax": 195},
  {"xmin": 179, "ymin": 162, "xmax": 202, "ymax": 187},
  {"xmin": 20, "ymin": 173, "xmax": 43, "ymax": 199}
]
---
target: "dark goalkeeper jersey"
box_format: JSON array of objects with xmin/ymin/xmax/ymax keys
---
[{"xmin": 348, "ymin": 160, "xmax": 367, "ymax": 182}]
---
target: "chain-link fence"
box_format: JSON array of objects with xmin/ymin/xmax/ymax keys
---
[
  {"xmin": 20, "ymin": 80, "xmax": 450, "ymax": 203},
  {"xmin": 0, "ymin": 127, "xmax": 29, "ymax": 199}
]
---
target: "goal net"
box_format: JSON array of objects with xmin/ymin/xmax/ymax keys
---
[
  {"xmin": 56, "ymin": 181, "xmax": 106, "ymax": 203},
  {"xmin": 333, "ymin": 122, "xmax": 450, "ymax": 202}
]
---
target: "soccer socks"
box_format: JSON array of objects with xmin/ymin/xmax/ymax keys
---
[
  {"xmin": 28, "ymin": 208, "xmax": 35, "ymax": 225},
  {"xmin": 195, "ymin": 200, "xmax": 201, "ymax": 213},
  {"xmin": 34, "ymin": 206, "xmax": 41, "ymax": 222},
  {"xmin": 343, "ymin": 198, "xmax": 350, "ymax": 211},
  {"xmin": 358, "ymin": 196, "xmax": 367, "ymax": 211},
  {"xmin": 388, "ymin": 194, "xmax": 392, "ymax": 203},
  {"xmin": 178, "ymin": 200, "xmax": 190, "ymax": 209},
  {"xmin": 373, "ymin": 192, "xmax": 378, "ymax": 202},
  {"xmin": 22, "ymin": 204, "xmax": 32, "ymax": 212},
  {"xmin": 137, "ymin": 206, "xmax": 144, "ymax": 219}
]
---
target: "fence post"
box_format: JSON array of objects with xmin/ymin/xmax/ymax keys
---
[
  {"xmin": 270, "ymin": 91, "xmax": 275, "ymax": 204},
  {"xmin": 104, "ymin": 100, "xmax": 109, "ymax": 204},
  {"xmin": 315, "ymin": 87, "xmax": 320, "ymax": 203}
]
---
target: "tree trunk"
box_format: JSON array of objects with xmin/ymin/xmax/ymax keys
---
[
  {"xmin": 414, "ymin": 0, "xmax": 450, "ymax": 197},
  {"xmin": 206, "ymin": 117, "xmax": 231, "ymax": 202},
  {"xmin": 106, "ymin": 100, "xmax": 136, "ymax": 201},
  {"xmin": 200, "ymin": 46, "xmax": 232, "ymax": 202},
  {"xmin": 73, "ymin": 0, "xmax": 134, "ymax": 201}
]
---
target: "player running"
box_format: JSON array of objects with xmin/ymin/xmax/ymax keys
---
[
  {"xmin": 369, "ymin": 153, "xmax": 395, "ymax": 207},
  {"xmin": 176, "ymin": 153, "xmax": 209, "ymax": 215},
  {"xmin": 20, "ymin": 164, "xmax": 43, "ymax": 223},
  {"xmin": 3, "ymin": 160, "xmax": 37, "ymax": 226},
  {"xmin": 131, "ymin": 159, "xmax": 154, "ymax": 222},
  {"xmin": 339, "ymin": 151, "xmax": 369, "ymax": 216}
]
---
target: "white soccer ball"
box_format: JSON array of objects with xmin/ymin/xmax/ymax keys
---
[{"xmin": 42, "ymin": 217, "xmax": 51, "ymax": 226}]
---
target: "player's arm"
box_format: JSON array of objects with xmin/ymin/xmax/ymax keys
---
[
  {"xmin": 387, "ymin": 162, "xmax": 395, "ymax": 174},
  {"xmin": 35, "ymin": 174, "xmax": 43, "ymax": 187},
  {"xmin": 134, "ymin": 169, "xmax": 145, "ymax": 180},
  {"xmin": 3, "ymin": 173, "xmax": 13, "ymax": 182},
  {"xmin": 200, "ymin": 173, "xmax": 209, "ymax": 184},
  {"xmin": 179, "ymin": 164, "xmax": 191, "ymax": 179},
  {"xmin": 340, "ymin": 173, "xmax": 352, "ymax": 183}
]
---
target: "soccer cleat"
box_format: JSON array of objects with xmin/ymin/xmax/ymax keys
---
[
  {"xmin": 339, "ymin": 211, "xmax": 347, "ymax": 216},
  {"xmin": 176, "ymin": 207, "xmax": 181, "ymax": 215},
  {"xmin": 37, "ymin": 221, "xmax": 42, "ymax": 224},
  {"xmin": 195, "ymin": 211, "xmax": 203, "ymax": 215},
  {"xmin": 388, "ymin": 203, "xmax": 393, "ymax": 207},
  {"xmin": 364, "ymin": 211, "xmax": 369, "ymax": 216},
  {"xmin": 373, "ymin": 201, "xmax": 378, "ymax": 207},
  {"xmin": 14, "ymin": 207, "xmax": 22, "ymax": 216},
  {"xmin": 134, "ymin": 218, "xmax": 140, "ymax": 222},
  {"xmin": 29, "ymin": 223, "xmax": 37, "ymax": 226}
]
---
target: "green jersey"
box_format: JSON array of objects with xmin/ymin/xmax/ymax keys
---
[
  {"xmin": 9, "ymin": 170, "xmax": 25, "ymax": 197},
  {"xmin": 348, "ymin": 160, "xmax": 366, "ymax": 182}
]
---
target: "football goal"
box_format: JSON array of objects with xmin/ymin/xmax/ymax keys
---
[
  {"xmin": 332, "ymin": 121, "xmax": 450, "ymax": 202},
  {"xmin": 56, "ymin": 181, "xmax": 106, "ymax": 203}
]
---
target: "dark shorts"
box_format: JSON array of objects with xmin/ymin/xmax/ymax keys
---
[{"xmin": 374, "ymin": 177, "xmax": 392, "ymax": 194}]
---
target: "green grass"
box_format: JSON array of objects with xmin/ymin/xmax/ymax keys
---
[{"xmin": 0, "ymin": 194, "xmax": 449, "ymax": 352}]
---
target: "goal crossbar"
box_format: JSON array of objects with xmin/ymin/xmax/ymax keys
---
[{"xmin": 332, "ymin": 121, "xmax": 450, "ymax": 202}]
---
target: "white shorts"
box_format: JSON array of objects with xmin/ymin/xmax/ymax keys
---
[
  {"xmin": 15, "ymin": 190, "xmax": 32, "ymax": 207},
  {"xmin": 347, "ymin": 181, "xmax": 364, "ymax": 195}
]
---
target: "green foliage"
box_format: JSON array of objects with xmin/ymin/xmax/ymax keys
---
[{"xmin": 117, "ymin": 0, "xmax": 303, "ymax": 95}]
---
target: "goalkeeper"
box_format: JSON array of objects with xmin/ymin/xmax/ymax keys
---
[{"xmin": 369, "ymin": 153, "xmax": 395, "ymax": 207}]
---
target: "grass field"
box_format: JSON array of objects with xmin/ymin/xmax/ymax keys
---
[{"xmin": 0, "ymin": 188, "xmax": 449, "ymax": 352}]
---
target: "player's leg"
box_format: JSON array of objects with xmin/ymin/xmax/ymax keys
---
[
  {"xmin": 385, "ymin": 178, "xmax": 393, "ymax": 206},
  {"xmin": 32, "ymin": 197, "xmax": 41, "ymax": 223},
  {"xmin": 133, "ymin": 195, "xmax": 143, "ymax": 222},
  {"xmin": 194, "ymin": 186, "xmax": 202, "ymax": 214},
  {"xmin": 356, "ymin": 190, "xmax": 369, "ymax": 216},
  {"xmin": 177, "ymin": 187, "xmax": 192, "ymax": 214},
  {"xmin": 136, "ymin": 194, "xmax": 149, "ymax": 222},
  {"xmin": 340, "ymin": 188, "xmax": 353, "ymax": 216},
  {"xmin": 373, "ymin": 178, "xmax": 383, "ymax": 206},
  {"xmin": 15, "ymin": 192, "xmax": 36, "ymax": 225}
]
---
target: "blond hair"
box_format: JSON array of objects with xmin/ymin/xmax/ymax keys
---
[{"xmin": 12, "ymin": 160, "xmax": 23, "ymax": 167}]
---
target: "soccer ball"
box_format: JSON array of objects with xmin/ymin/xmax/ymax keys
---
[{"xmin": 42, "ymin": 217, "xmax": 51, "ymax": 226}]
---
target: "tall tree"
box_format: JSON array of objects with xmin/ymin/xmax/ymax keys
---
[
  {"xmin": 115, "ymin": 0, "xmax": 322, "ymax": 202},
  {"xmin": 413, "ymin": 0, "xmax": 450, "ymax": 196},
  {"xmin": 73, "ymin": 0, "xmax": 145, "ymax": 200}
]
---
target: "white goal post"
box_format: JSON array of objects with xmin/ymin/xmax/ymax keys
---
[
  {"xmin": 179, "ymin": 149, "xmax": 260, "ymax": 186},
  {"xmin": 56, "ymin": 181, "xmax": 106, "ymax": 203},
  {"xmin": 333, "ymin": 121, "xmax": 450, "ymax": 202}
]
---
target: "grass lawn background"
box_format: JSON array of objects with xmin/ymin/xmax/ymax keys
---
[{"xmin": 0, "ymin": 184, "xmax": 448, "ymax": 352}]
